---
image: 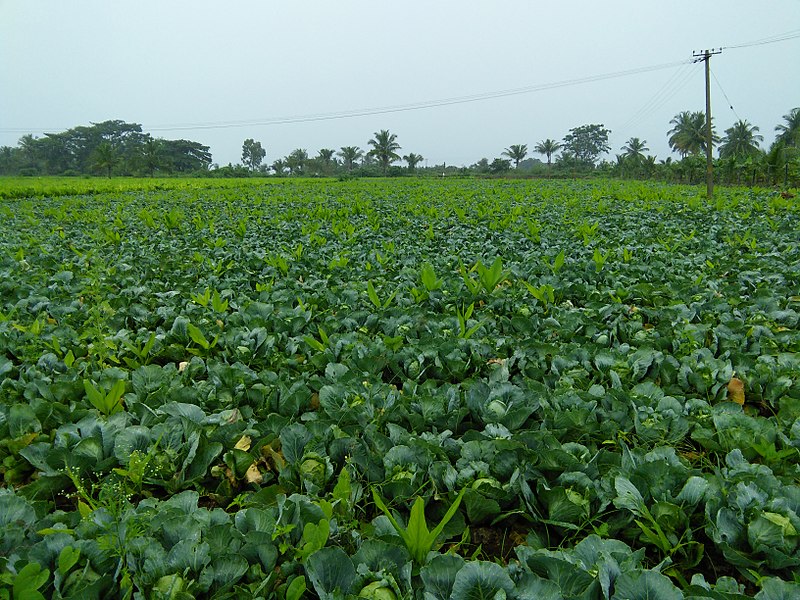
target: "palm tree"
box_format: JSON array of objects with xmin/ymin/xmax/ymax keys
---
[
  {"xmin": 613, "ymin": 154, "xmax": 626, "ymax": 178},
  {"xmin": 668, "ymin": 111, "xmax": 718, "ymax": 157},
  {"xmin": 502, "ymin": 144, "xmax": 528, "ymax": 169},
  {"xmin": 775, "ymin": 107, "xmax": 800, "ymax": 147},
  {"xmin": 642, "ymin": 155, "xmax": 658, "ymax": 179},
  {"xmin": 719, "ymin": 120, "xmax": 763, "ymax": 159},
  {"xmin": 316, "ymin": 148, "xmax": 336, "ymax": 175},
  {"xmin": 141, "ymin": 139, "xmax": 165, "ymax": 177},
  {"xmin": 368, "ymin": 130, "xmax": 401, "ymax": 175},
  {"xmin": 620, "ymin": 137, "xmax": 649, "ymax": 164},
  {"xmin": 271, "ymin": 159, "xmax": 286, "ymax": 176},
  {"xmin": 92, "ymin": 141, "xmax": 120, "ymax": 178},
  {"xmin": 285, "ymin": 148, "xmax": 308, "ymax": 176},
  {"xmin": 18, "ymin": 134, "xmax": 40, "ymax": 163},
  {"xmin": 337, "ymin": 146, "xmax": 363, "ymax": 172},
  {"xmin": 403, "ymin": 153, "xmax": 424, "ymax": 172},
  {"xmin": 534, "ymin": 139, "xmax": 561, "ymax": 167}
]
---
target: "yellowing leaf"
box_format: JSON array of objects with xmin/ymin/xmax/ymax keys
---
[
  {"xmin": 234, "ymin": 435, "xmax": 252, "ymax": 451},
  {"xmin": 727, "ymin": 377, "xmax": 745, "ymax": 405},
  {"xmin": 263, "ymin": 444, "xmax": 286, "ymax": 471},
  {"xmin": 245, "ymin": 462, "xmax": 262, "ymax": 484}
]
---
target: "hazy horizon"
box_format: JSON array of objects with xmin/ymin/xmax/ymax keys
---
[{"xmin": 2, "ymin": 1, "xmax": 799, "ymax": 168}]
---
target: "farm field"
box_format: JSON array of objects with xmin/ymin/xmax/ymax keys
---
[{"xmin": 1, "ymin": 177, "xmax": 799, "ymax": 599}]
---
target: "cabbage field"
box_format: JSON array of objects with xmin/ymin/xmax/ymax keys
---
[{"xmin": 1, "ymin": 177, "xmax": 799, "ymax": 599}]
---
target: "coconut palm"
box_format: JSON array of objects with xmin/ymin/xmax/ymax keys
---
[
  {"xmin": 621, "ymin": 137, "xmax": 649, "ymax": 164},
  {"xmin": 316, "ymin": 148, "xmax": 337, "ymax": 175},
  {"xmin": 271, "ymin": 159, "xmax": 286, "ymax": 176},
  {"xmin": 92, "ymin": 141, "xmax": 120, "ymax": 178},
  {"xmin": 668, "ymin": 111, "xmax": 717, "ymax": 157},
  {"xmin": 613, "ymin": 154, "xmax": 626, "ymax": 178},
  {"xmin": 764, "ymin": 140, "xmax": 791, "ymax": 185},
  {"xmin": 719, "ymin": 120, "xmax": 763, "ymax": 159},
  {"xmin": 285, "ymin": 148, "xmax": 308, "ymax": 176},
  {"xmin": 642, "ymin": 155, "xmax": 658, "ymax": 179},
  {"xmin": 534, "ymin": 139, "xmax": 561, "ymax": 166},
  {"xmin": 403, "ymin": 153, "xmax": 424, "ymax": 171},
  {"xmin": 501, "ymin": 144, "xmax": 528, "ymax": 169},
  {"xmin": 337, "ymin": 146, "xmax": 363, "ymax": 172},
  {"xmin": 141, "ymin": 139, "xmax": 165, "ymax": 177},
  {"xmin": 775, "ymin": 107, "xmax": 800, "ymax": 147},
  {"xmin": 368, "ymin": 130, "xmax": 401, "ymax": 175}
]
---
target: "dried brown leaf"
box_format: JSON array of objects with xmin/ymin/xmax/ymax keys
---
[{"xmin": 727, "ymin": 377, "xmax": 745, "ymax": 405}]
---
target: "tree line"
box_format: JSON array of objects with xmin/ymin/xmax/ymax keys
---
[
  {"xmin": 473, "ymin": 108, "xmax": 798, "ymax": 186},
  {"xmin": 237, "ymin": 107, "xmax": 799, "ymax": 185},
  {"xmin": 1, "ymin": 108, "xmax": 798, "ymax": 185},
  {"xmin": 236, "ymin": 130, "xmax": 424, "ymax": 178},
  {"xmin": 0, "ymin": 120, "xmax": 212, "ymax": 177},
  {"xmin": 608, "ymin": 108, "xmax": 800, "ymax": 186}
]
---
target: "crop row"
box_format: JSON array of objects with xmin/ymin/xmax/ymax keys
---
[{"xmin": 1, "ymin": 179, "xmax": 799, "ymax": 598}]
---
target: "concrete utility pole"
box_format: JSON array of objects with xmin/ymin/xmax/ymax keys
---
[{"xmin": 693, "ymin": 48, "xmax": 722, "ymax": 198}]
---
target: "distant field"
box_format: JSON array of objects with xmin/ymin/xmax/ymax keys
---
[
  {"xmin": 0, "ymin": 176, "xmax": 298, "ymax": 200},
  {"xmin": 1, "ymin": 178, "xmax": 798, "ymax": 598}
]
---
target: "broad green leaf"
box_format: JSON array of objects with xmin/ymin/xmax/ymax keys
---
[
  {"xmin": 187, "ymin": 323, "xmax": 210, "ymax": 349},
  {"xmin": 676, "ymin": 476, "xmax": 709, "ymax": 505},
  {"xmin": 0, "ymin": 355, "xmax": 12, "ymax": 377},
  {"xmin": 57, "ymin": 545, "xmax": 80, "ymax": 577},
  {"xmin": 371, "ymin": 488, "xmax": 405, "ymax": 543},
  {"xmin": 405, "ymin": 497, "xmax": 432, "ymax": 563},
  {"xmin": 280, "ymin": 423, "xmax": 311, "ymax": 465},
  {"xmin": 13, "ymin": 563, "xmax": 50, "ymax": 600},
  {"xmin": 305, "ymin": 547, "xmax": 355, "ymax": 600},
  {"xmin": 83, "ymin": 379, "xmax": 105, "ymax": 410},
  {"xmin": 755, "ymin": 578, "xmax": 800, "ymax": 600},
  {"xmin": 420, "ymin": 262, "xmax": 442, "ymax": 291},
  {"xmin": 332, "ymin": 468, "xmax": 352, "ymax": 504},
  {"xmin": 421, "ymin": 553, "xmax": 465, "ymax": 600},
  {"xmin": 9, "ymin": 404, "xmax": 41, "ymax": 437},
  {"xmin": 477, "ymin": 256, "xmax": 508, "ymax": 293},
  {"xmin": 610, "ymin": 570, "xmax": 682, "ymax": 600},
  {"xmin": 449, "ymin": 561, "xmax": 514, "ymax": 600},
  {"xmin": 286, "ymin": 576, "xmax": 307, "ymax": 600},
  {"xmin": 167, "ymin": 539, "xmax": 211, "ymax": 573},
  {"xmin": 367, "ymin": 280, "xmax": 381, "ymax": 308},
  {"xmin": 428, "ymin": 488, "xmax": 466, "ymax": 545},
  {"xmin": 0, "ymin": 493, "xmax": 36, "ymax": 528},
  {"xmin": 515, "ymin": 574, "xmax": 563, "ymax": 600},
  {"xmin": 304, "ymin": 335, "xmax": 325, "ymax": 352},
  {"xmin": 299, "ymin": 518, "xmax": 330, "ymax": 561},
  {"xmin": 211, "ymin": 554, "xmax": 248, "ymax": 587},
  {"xmin": 614, "ymin": 476, "xmax": 646, "ymax": 514},
  {"xmin": 553, "ymin": 249, "xmax": 565, "ymax": 272}
]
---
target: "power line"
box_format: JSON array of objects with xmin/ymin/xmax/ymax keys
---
[
  {"xmin": 2, "ymin": 28, "xmax": 797, "ymax": 137},
  {"xmin": 0, "ymin": 59, "xmax": 691, "ymax": 134},
  {"xmin": 710, "ymin": 67, "xmax": 741, "ymax": 121},
  {"xmin": 723, "ymin": 28, "xmax": 800, "ymax": 49},
  {"xmin": 617, "ymin": 63, "xmax": 690, "ymax": 130},
  {"xmin": 138, "ymin": 59, "xmax": 696, "ymax": 132},
  {"xmin": 616, "ymin": 61, "xmax": 697, "ymax": 139},
  {"xmin": 616, "ymin": 26, "xmax": 800, "ymax": 148}
]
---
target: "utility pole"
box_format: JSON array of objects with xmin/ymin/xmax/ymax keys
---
[{"xmin": 693, "ymin": 48, "xmax": 722, "ymax": 198}]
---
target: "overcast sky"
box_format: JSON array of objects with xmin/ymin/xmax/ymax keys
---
[{"xmin": 1, "ymin": 1, "xmax": 799, "ymax": 167}]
